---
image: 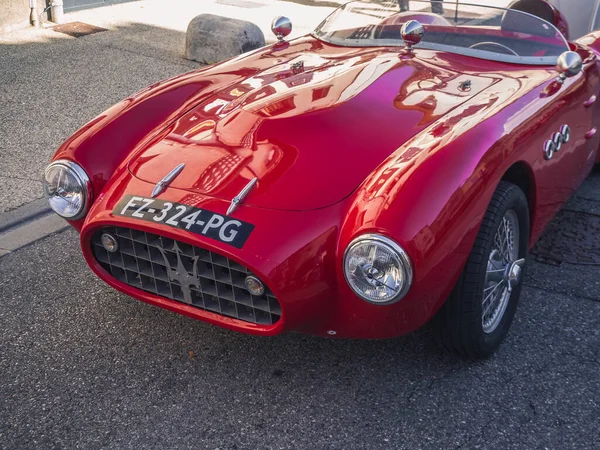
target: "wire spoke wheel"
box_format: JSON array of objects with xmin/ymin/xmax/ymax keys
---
[
  {"xmin": 434, "ymin": 181, "xmax": 529, "ymax": 358},
  {"xmin": 482, "ymin": 210, "xmax": 519, "ymax": 334}
]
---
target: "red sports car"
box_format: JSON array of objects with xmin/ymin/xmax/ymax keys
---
[{"xmin": 43, "ymin": 0, "xmax": 600, "ymax": 358}]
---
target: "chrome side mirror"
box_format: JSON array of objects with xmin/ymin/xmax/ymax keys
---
[
  {"xmin": 271, "ymin": 16, "xmax": 292, "ymax": 43},
  {"xmin": 401, "ymin": 20, "xmax": 424, "ymax": 52},
  {"xmin": 556, "ymin": 51, "xmax": 582, "ymax": 84}
]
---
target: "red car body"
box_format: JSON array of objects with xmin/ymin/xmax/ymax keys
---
[{"xmin": 49, "ymin": 12, "xmax": 600, "ymax": 339}]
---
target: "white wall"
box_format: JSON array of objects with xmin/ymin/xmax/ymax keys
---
[{"xmin": 547, "ymin": 0, "xmax": 600, "ymax": 38}]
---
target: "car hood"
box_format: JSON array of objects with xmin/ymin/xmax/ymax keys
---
[{"xmin": 128, "ymin": 46, "xmax": 496, "ymax": 211}]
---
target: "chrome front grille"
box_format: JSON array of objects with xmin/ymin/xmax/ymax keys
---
[{"xmin": 91, "ymin": 227, "xmax": 281, "ymax": 325}]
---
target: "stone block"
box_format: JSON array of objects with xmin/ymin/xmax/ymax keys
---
[{"xmin": 185, "ymin": 14, "xmax": 266, "ymax": 64}]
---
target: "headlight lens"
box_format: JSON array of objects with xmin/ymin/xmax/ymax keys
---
[
  {"xmin": 43, "ymin": 160, "xmax": 91, "ymax": 219},
  {"xmin": 344, "ymin": 234, "xmax": 413, "ymax": 304}
]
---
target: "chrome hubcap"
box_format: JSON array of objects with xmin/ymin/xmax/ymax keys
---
[{"xmin": 482, "ymin": 210, "xmax": 524, "ymax": 334}]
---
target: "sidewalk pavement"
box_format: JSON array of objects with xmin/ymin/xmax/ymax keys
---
[{"xmin": 0, "ymin": 0, "xmax": 336, "ymax": 214}]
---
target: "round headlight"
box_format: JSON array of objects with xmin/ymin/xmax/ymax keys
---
[
  {"xmin": 343, "ymin": 234, "xmax": 413, "ymax": 305},
  {"xmin": 43, "ymin": 160, "xmax": 91, "ymax": 219}
]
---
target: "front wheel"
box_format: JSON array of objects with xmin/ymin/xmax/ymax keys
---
[{"xmin": 433, "ymin": 181, "xmax": 530, "ymax": 358}]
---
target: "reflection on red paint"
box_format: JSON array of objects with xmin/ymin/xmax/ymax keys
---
[{"xmin": 48, "ymin": 31, "xmax": 600, "ymax": 339}]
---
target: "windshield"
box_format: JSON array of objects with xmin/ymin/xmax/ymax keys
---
[{"xmin": 313, "ymin": 1, "xmax": 569, "ymax": 65}]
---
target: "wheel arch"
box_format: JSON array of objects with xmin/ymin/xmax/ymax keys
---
[{"xmin": 500, "ymin": 161, "xmax": 537, "ymax": 246}]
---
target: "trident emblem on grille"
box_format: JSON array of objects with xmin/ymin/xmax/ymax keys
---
[{"xmin": 157, "ymin": 242, "xmax": 200, "ymax": 304}]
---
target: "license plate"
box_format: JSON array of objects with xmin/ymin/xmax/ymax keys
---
[{"xmin": 114, "ymin": 195, "xmax": 254, "ymax": 249}]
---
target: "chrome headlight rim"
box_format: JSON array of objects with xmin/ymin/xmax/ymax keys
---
[
  {"xmin": 43, "ymin": 159, "xmax": 92, "ymax": 220},
  {"xmin": 343, "ymin": 233, "xmax": 413, "ymax": 305}
]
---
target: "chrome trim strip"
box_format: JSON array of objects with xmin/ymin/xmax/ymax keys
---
[
  {"xmin": 151, "ymin": 163, "xmax": 185, "ymax": 198},
  {"xmin": 560, "ymin": 124, "xmax": 571, "ymax": 143},
  {"xmin": 552, "ymin": 131, "xmax": 563, "ymax": 151},
  {"xmin": 43, "ymin": 159, "xmax": 93, "ymax": 220},
  {"xmin": 227, "ymin": 177, "xmax": 258, "ymax": 216},
  {"xmin": 544, "ymin": 140, "xmax": 556, "ymax": 160},
  {"xmin": 310, "ymin": 37, "xmax": 561, "ymax": 66}
]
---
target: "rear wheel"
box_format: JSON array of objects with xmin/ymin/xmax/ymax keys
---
[{"xmin": 434, "ymin": 181, "xmax": 529, "ymax": 358}]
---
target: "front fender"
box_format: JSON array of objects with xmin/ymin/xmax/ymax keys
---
[
  {"xmin": 50, "ymin": 70, "xmax": 218, "ymax": 231},
  {"xmin": 52, "ymin": 70, "xmax": 213, "ymax": 196},
  {"xmin": 334, "ymin": 72, "xmax": 547, "ymax": 333},
  {"xmin": 336, "ymin": 125, "xmax": 502, "ymax": 334},
  {"xmin": 49, "ymin": 44, "xmax": 283, "ymax": 230}
]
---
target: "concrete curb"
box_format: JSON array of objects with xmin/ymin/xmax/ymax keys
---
[
  {"xmin": 0, "ymin": 198, "xmax": 52, "ymax": 234},
  {"xmin": 0, "ymin": 198, "xmax": 69, "ymax": 257},
  {"xmin": 185, "ymin": 14, "xmax": 266, "ymax": 64},
  {"xmin": 0, "ymin": 214, "xmax": 70, "ymax": 257}
]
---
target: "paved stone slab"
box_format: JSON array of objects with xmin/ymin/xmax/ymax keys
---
[
  {"xmin": 565, "ymin": 195, "xmax": 600, "ymax": 215},
  {"xmin": 573, "ymin": 167, "xmax": 600, "ymax": 202},
  {"xmin": 531, "ymin": 209, "xmax": 600, "ymax": 264}
]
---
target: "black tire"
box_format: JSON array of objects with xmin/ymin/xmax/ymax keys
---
[{"xmin": 433, "ymin": 181, "xmax": 530, "ymax": 359}]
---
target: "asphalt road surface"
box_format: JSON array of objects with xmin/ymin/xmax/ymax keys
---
[{"xmin": 1, "ymin": 221, "xmax": 599, "ymax": 449}]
